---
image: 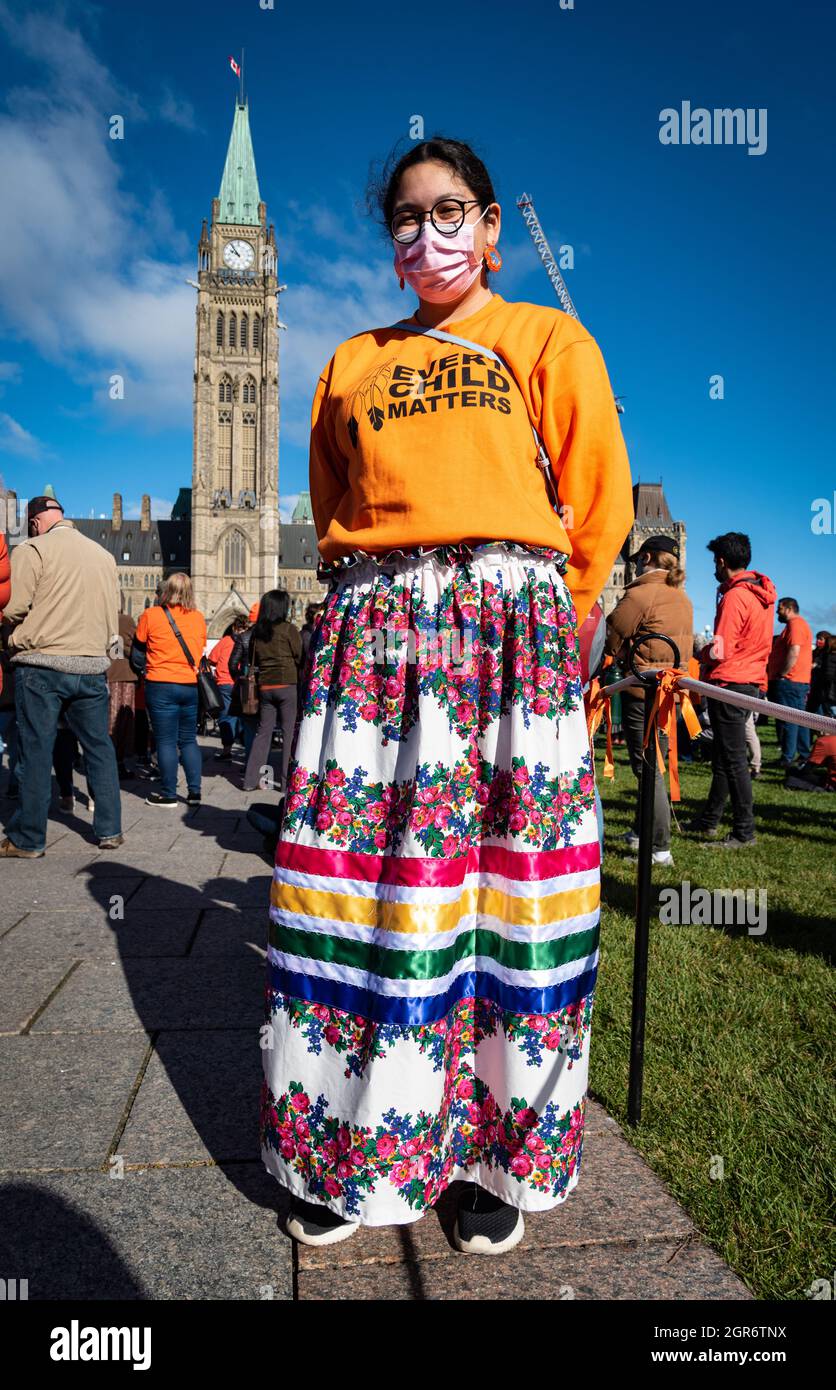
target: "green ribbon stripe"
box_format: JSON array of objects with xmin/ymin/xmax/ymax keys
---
[{"xmin": 269, "ymin": 921, "xmax": 600, "ymax": 980}]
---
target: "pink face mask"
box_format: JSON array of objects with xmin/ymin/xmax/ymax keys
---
[{"xmin": 393, "ymin": 206, "xmax": 490, "ymax": 303}]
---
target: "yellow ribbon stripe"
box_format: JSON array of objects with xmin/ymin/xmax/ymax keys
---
[{"xmin": 270, "ymin": 879, "xmax": 600, "ymax": 935}]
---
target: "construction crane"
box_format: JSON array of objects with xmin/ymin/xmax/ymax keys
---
[{"xmin": 517, "ymin": 192, "xmax": 624, "ymax": 413}]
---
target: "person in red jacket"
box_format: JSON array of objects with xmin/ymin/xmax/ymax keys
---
[{"xmin": 692, "ymin": 532, "xmax": 776, "ymax": 848}]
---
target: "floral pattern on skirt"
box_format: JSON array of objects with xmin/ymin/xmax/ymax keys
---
[{"xmin": 260, "ymin": 543, "xmax": 600, "ymax": 1226}]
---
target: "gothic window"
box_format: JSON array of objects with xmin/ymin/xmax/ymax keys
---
[
  {"xmin": 240, "ymin": 314, "xmax": 248, "ymax": 351},
  {"xmin": 242, "ymin": 376, "xmax": 257, "ymax": 405},
  {"xmin": 252, "ymin": 314, "xmax": 261, "ymax": 350},
  {"xmin": 223, "ymin": 529, "xmax": 247, "ymax": 583},
  {"xmin": 218, "ymin": 376, "xmax": 232, "ymax": 404},
  {"xmin": 217, "ymin": 409, "xmax": 233, "ymax": 491},
  {"xmin": 228, "ymin": 313, "xmax": 237, "ymax": 349},
  {"xmin": 216, "ymin": 312, "xmax": 224, "ymax": 347},
  {"xmin": 242, "ymin": 409, "xmax": 257, "ymax": 492}
]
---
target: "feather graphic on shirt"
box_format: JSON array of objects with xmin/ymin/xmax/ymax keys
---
[
  {"xmin": 366, "ymin": 378, "xmax": 385, "ymax": 431},
  {"xmin": 346, "ymin": 361, "xmax": 394, "ymax": 447}
]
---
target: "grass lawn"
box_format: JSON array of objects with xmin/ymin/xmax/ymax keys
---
[{"xmin": 590, "ymin": 716, "xmax": 835, "ymax": 1301}]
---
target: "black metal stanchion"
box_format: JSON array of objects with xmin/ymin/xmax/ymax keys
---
[{"xmin": 624, "ymin": 631, "xmax": 680, "ymax": 1127}]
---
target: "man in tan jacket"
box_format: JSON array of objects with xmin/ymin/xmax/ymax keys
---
[
  {"xmin": 1, "ymin": 496, "xmax": 123, "ymax": 857},
  {"xmin": 605, "ymin": 535, "xmax": 694, "ymax": 865}
]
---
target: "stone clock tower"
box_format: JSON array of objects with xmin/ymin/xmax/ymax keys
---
[{"xmin": 191, "ymin": 100, "xmax": 280, "ymax": 634}]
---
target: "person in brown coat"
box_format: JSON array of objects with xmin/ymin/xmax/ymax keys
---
[
  {"xmin": 107, "ymin": 606, "xmax": 138, "ymax": 778},
  {"xmin": 241, "ymin": 589, "xmax": 302, "ymax": 794},
  {"xmin": 605, "ymin": 535, "xmax": 694, "ymax": 864}
]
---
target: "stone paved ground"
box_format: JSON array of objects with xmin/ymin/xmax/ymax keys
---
[{"xmin": 0, "ymin": 740, "xmax": 752, "ymax": 1301}]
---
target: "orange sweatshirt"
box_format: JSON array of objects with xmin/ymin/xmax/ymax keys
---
[{"xmin": 309, "ymin": 294, "xmax": 634, "ymax": 624}]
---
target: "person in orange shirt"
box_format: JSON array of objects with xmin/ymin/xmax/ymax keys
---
[
  {"xmin": 209, "ymin": 615, "xmax": 248, "ymax": 762},
  {"xmin": 262, "ymin": 136, "xmax": 633, "ymax": 1255},
  {"xmin": 132, "ymin": 573, "xmax": 206, "ymax": 807},
  {"xmin": 767, "ymin": 597, "xmax": 814, "ymax": 766}
]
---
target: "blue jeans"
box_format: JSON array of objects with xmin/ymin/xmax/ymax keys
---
[
  {"xmin": 773, "ymin": 679, "xmax": 811, "ymax": 762},
  {"xmin": 7, "ymin": 666, "xmax": 121, "ymax": 852},
  {"xmin": 217, "ymin": 684, "xmax": 239, "ymax": 748},
  {"xmin": 144, "ymin": 681, "xmax": 202, "ymax": 799}
]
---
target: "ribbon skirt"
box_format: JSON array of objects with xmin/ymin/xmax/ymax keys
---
[{"xmin": 260, "ymin": 544, "xmax": 601, "ymax": 1226}]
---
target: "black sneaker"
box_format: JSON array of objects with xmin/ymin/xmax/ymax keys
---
[
  {"xmin": 285, "ymin": 1197, "xmax": 359, "ymax": 1247},
  {"xmin": 136, "ymin": 765, "xmax": 161, "ymax": 782},
  {"xmin": 186, "ymin": 791, "xmax": 202, "ymax": 806},
  {"xmin": 213, "ymin": 750, "xmax": 233, "ymax": 762},
  {"xmin": 705, "ymin": 834, "xmax": 756, "ymax": 850},
  {"xmin": 453, "ymin": 1183, "xmax": 525, "ymax": 1256},
  {"xmin": 687, "ymin": 819, "xmax": 720, "ymax": 839},
  {"xmin": 145, "ymin": 792, "xmax": 178, "ymax": 807}
]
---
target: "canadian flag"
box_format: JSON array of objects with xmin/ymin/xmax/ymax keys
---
[{"xmin": 229, "ymin": 56, "xmax": 240, "ymax": 77}]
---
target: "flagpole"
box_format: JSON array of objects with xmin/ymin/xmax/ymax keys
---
[{"xmin": 240, "ymin": 48, "xmax": 245, "ymax": 105}]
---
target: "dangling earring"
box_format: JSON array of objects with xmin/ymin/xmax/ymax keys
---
[
  {"xmin": 399, "ymin": 275, "xmax": 405, "ymax": 290},
  {"xmin": 484, "ymin": 244, "xmax": 502, "ymax": 272}
]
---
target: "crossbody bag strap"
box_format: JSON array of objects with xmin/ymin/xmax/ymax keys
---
[
  {"xmin": 392, "ymin": 320, "xmax": 559, "ymax": 509},
  {"xmin": 163, "ymin": 607, "xmax": 197, "ymax": 669}
]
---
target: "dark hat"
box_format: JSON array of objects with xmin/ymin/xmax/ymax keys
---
[
  {"xmin": 629, "ymin": 534, "xmax": 679, "ymax": 562},
  {"xmin": 27, "ymin": 495, "xmax": 63, "ymax": 522}
]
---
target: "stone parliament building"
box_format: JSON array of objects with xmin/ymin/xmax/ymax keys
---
[{"xmin": 4, "ymin": 102, "xmax": 684, "ymax": 634}]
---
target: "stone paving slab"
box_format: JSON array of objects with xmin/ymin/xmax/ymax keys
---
[
  {"xmin": 30, "ymin": 957, "xmax": 264, "ymax": 1032},
  {"xmin": 0, "ymin": 1165, "xmax": 292, "ymax": 1300},
  {"xmin": 0, "ymin": 872, "xmax": 144, "ymax": 914},
  {"xmin": 118, "ymin": 1030, "xmax": 262, "ymax": 1165},
  {"xmin": 0, "ymin": 1033, "xmax": 150, "ymax": 1169},
  {"xmin": 191, "ymin": 908, "xmax": 270, "ymax": 955},
  {"xmin": 127, "ymin": 873, "xmax": 270, "ymax": 912},
  {"xmin": 0, "ymin": 952, "xmax": 79, "ymax": 1034},
  {"xmin": 1, "ymin": 909, "xmax": 200, "ymax": 959},
  {"xmin": 297, "ymin": 1233, "xmax": 751, "ymax": 1301}
]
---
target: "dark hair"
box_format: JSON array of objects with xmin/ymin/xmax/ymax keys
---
[
  {"xmin": 815, "ymin": 630, "xmax": 831, "ymax": 643},
  {"xmin": 253, "ymin": 589, "xmax": 290, "ymax": 642},
  {"xmin": 707, "ymin": 532, "xmax": 751, "ymax": 571},
  {"xmin": 367, "ymin": 136, "xmax": 497, "ymax": 272},
  {"xmin": 778, "ymin": 596, "xmax": 799, "ymax": 613}
]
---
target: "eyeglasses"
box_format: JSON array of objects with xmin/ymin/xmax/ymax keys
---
[{"xmin": 390, "ymin": 198, "xmax": 484, "ymax": 244}]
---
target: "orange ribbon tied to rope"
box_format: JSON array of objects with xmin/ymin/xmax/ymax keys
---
[
  {"xmin": 641, "ymin": 669, "xmax": 703, "ymax": 802},
  {"xmin": 586, "ymin": 678, "xmax": 615, "ymax": 781}
]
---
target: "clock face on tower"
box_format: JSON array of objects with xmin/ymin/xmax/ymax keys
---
[{"xmin": 223, "ymin": 239, "xmax": 255, "ymax": 269}]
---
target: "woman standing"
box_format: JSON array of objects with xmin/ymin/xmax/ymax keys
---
[
  {"xmin": 241, "ymin": 590, "xmax": 302, "ymax": 794},
  {"xmin": 132, "ymin": 573, "xmax": 206, "ymax": 808},
  {"xmin": 260, "ymin": 138, "xmax": 633, "ymax": 1253},
  {"xmin": 210, "ymin": 615, "xmax": 249, "ymax": 762}
]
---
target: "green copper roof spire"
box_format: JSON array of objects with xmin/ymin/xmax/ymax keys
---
[{"xmin": 218, "ymin": 102, "xmax": 261, "ymax": 226}]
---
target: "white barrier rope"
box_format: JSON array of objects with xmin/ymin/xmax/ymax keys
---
[{"xmin": 597, "ymin": 671, "xmax": 836, "ymax": 736}]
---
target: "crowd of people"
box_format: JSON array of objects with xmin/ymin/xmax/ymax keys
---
[
  {"xmin": 602, "ymin": 529, "xmax": 836, "ymax": 864},
  {"xmin": 0, "ymin": 493, "xmax": 323, "ymax": 855}
]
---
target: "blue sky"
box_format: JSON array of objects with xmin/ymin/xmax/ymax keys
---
[{"xmin": 0, "ymin": 0, "xmax": 833, "ymax": 631}]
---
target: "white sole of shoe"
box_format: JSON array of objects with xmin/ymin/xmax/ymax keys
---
[
  {"xmin": 285, "ymin": 1215, "xmax": 360, "ymax": 1248},
  {"xmin": 453, "ymin": 1208, "xmax": 525, "ymax": 1256}
]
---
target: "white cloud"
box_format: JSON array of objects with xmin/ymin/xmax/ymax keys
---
[
  {"xmin": 0, "ymin": 3, "xmax": 195, "ymax": 429},
  {"xmin": 0, "ymin": 411, "xmax": 45, "ymax": 458},
  {"xmin": 158, "ymin": 87, "xmax": 199, "ymax": 133},
  {"xmin": 0, "ymin": 361, "xmax": 21, "ymax": 382}
]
